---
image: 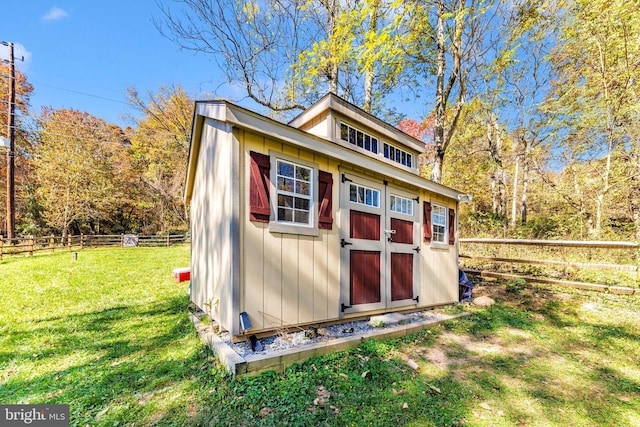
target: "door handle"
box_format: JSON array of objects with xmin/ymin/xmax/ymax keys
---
[{"xmin": 384, "ymin": 229, "xmax": 396, "ymax": 242}]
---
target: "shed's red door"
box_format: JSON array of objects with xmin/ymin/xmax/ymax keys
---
[{"xmin": 340, "ymin": 174, "xmax": 419, "ymax": 314}]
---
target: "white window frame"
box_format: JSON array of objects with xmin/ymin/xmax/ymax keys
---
[
  {"xmin": 431, "ymin": 204, "xmax": 447, "ymax": 244},
  {"xmin": 268, "ymin": 152, "xmax": 318, "ymax": 236},
  {"xmin": 349, "ymin": 183, "xmax": 381, "ymax": 208},
  {"xmin": 390, "ymin": 194, "xmax": 414, "ymax": 216}
]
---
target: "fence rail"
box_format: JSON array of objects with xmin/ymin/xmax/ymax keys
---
[
  {"xmin": 0, "ymin": 233, "xmax": 189, "ymax": 260},
  {"xmin": 459, "ymin": 237, "xmax": 640, "ymax": 291}
]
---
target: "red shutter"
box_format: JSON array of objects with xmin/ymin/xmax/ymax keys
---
[
  {"xmin": 249, "ymin": 151, "xmax": 270, "ymax": 223},
  {"xmin": 318, "ymin": 170, "xmax": 333, "ymax": 230},
  {"xmin": 423, "ymin": 201, "xmax": 432, "ymax": 242},
  {"xmin": 448, "ymin": 208, "xmax": 456, "ymax": 245}
]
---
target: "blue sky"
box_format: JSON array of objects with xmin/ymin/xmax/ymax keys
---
[{"xmin": 2, "ymin": 1, "xmax": 235, "ymax": 127}]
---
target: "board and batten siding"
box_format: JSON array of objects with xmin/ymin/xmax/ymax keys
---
[
  {"xmin": 190, "ymin": 118, "xmax": 240, "ymax": 334},
  {"xmin": 238, "ymin": 128, "xmax": 341, "ymax": 333},
  {"xmin": 419, "ymin": 192, "xmax": 458, "ymax": 306}
]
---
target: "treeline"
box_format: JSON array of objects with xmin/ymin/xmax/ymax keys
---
[
  {"xmin": 2, "ymin": 0, "xmax": 639, "ymax": 241},
  {"xmin": 157, "ymin": 0, "xmax": 639, "ymax": 241},
  {"xmin": 0, "ymin": 80, "xmax": 191, "ymax": 237}
]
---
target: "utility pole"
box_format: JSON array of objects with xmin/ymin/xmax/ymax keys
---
[{"xmin": 3, "ymin": 41, "xmax": 17, "ymax": 239}]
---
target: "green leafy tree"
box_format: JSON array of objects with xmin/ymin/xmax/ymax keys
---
[
  {"xmin": 33, "ymin": 108, "xmax": 128, "ymax": 238},
  {"xmin": 544, "ymin": 0, "xmax": 640, "ymax": 237},
  {"xmin": 127, "ymin": 85, "xmax": 193, "ymax": 233}
]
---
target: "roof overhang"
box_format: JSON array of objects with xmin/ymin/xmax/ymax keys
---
[{"xmin": 185, "ymin": 100, "xmax": 465, "ymax": 204}]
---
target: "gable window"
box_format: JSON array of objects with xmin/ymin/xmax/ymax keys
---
[
  {"xmin": 383, "ymin": 142, "xmax": 413, "ymax": 168},
  {"xmin": 340, "ymin": 123, "xmax": 379, "ymax": 155},
  {"xmin": 431, "ymin": 204, "xmax": 447, "ymax": 243},
  {"xmin": 349, "ymin": 183, "xmax": 380, "ymax": 208},
  {"xmin": 390, "ymin": 194, "xmax": 414, "ymax": 216},
  {"xmin": 276, "ymin": 160, "xmax": 312, "ymax": 225}
]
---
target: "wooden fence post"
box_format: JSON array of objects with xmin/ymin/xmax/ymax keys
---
[
  {"xmin": 29, "ymin": 236, "xmax": 34, "ymax": 256},
  {"xmin": 67, "ymin": 235, "xmax": 71, "ymax": 250},
  {"xmin": 0, "ymin": 238, "xmax": 3, "ymax": 260},
  {"xmin": 167, "ymin": 234, "xmax": 170, "ymax": 246},
  {"xmin": 120, "ymin": 234, "xmax": 124, "ymax": 247},
  {"xmin": 80, "ymin": 233, "xmax": 84, "ymax": 249},
  {"xmin": 50, "ymin": 235, "xmax": 55, "ymax": 253}
]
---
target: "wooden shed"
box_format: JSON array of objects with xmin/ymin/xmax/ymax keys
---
[{"xmin": 185, "ymin": 93, "xmax": 468, "ymax": 337}]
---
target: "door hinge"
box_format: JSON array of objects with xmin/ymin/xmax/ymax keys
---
[
  {"xmin": 413, "ymin": 246, "xmax": 421, "ymax": 253},
  {"xmin": 341, "ymin": 303, "xmax": 352, "ymax": 312},
  {"xmin": 414, "ymin": 196, "xmax": 420, "ymax": 203},
  {"xmin": 341, "ymin": 174, "xmax": 353, "ymax": 183},
  {"xmin": 340, "ymin": 238, "xmax": 353, "ymax": 248},
  {"xmin": 412, "ymin": 295, "xmax": 419, "ymax": 304}
]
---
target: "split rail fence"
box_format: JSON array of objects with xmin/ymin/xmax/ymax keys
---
[
  {"xmin": 0, "ymin": 233, "xmax": 189, "ymax": 260},
  {"xmin": 459, "ymin": 238, "xmax": 640, "ymax": 294}
]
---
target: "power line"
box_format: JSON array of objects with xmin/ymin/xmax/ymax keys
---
[{"xmin": 30, "ymin": 81, "xmax": 130, "ymax": 105}]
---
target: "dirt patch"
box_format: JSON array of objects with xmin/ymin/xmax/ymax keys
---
[{"xmin": 423, "ymin": 346, "xmax": 450, "ymax": 369}]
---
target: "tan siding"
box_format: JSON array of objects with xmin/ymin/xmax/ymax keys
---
[
  {"xmin": 238, "ymin": 128, "xmax": 342, "ymax": 332},
  {"xmin": 313, "ymin": 231, "xmax": 329, "ymax": 320},
  {"xmin": 190, "ymin": 118, "xmax": 236, "ymax": 332},
  {"xmin": 282, "ymin": 237, "xmax": 300, "ymax": 325},
  {"xmin": 419, "ymin": 191, "xmax": 458, "ymax": 306},
  {"xmin": 299, "ymin": 235, "xmax": 315, "ymax": 324}
]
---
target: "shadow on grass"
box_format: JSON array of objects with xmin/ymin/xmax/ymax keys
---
[{"xmin": 1, "ymin": 293, "xmax": 233, "ymax": 426}]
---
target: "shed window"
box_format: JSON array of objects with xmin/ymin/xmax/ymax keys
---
[
  {"xmin": 431, "ymin": 204, "xmax": 447, "ymax": 243},
  {"xmin": 340, "ymin": 123, "xmax": 379, "ymax": 155},
  {"xmin": 276, "ymin": 160, "xmax": 312, "ymax": 225},
  {"xmin": 349, "ymin": 183, "xmax": 380, "ymax": 208},
  {"xmin": 390, "ymin": 194, "xmax": 414, "ymax": 216}
]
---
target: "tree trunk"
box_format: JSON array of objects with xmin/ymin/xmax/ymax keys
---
[
  {"xmin": 362, "ymin": 0, "xmax": 380, "ymax": 113},
  {"xmin": 431, "ymin": 0, "xmax": 446, "ymax": 184},
  {"xmin": 630, "ymin": 158, "xmax": 640, "ymax": 241},
  {"xmin": 487, "ymin": 115, "xmax": 506, "ymax": 217},
  {"xmin": 326, "ymin": 0, "xmax": 339, "ymax": 95},
  {"xmin": 511, "ymin": 156, "xmax": 519, "ymax": 228},
  {"xmin": 521, "ymin": 156, "xmax": 529, "ymax": 225}
]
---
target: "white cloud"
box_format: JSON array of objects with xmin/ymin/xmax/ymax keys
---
[{"xmin": 42, "ymin": 7, "xmax": 69, "ymax": 22}]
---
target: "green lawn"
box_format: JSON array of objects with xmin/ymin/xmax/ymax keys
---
[{"xmin": 1, "ymin": 246, "xmax": 639, "ymax": 426}]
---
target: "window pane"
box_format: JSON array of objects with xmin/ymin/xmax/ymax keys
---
[
  {"xmin": 358, "ymin": 187, "xmax": 365, "ymax": 204},
  {"xmin": 372, "ymin": 190, "xmax": 379, "ymax": 207},
  {"xmin": 357, "ymin": 131, "xmax": 364, "ymax": 147},
  {"xmin": 383, "ymin": 143, "xmax": 389, "ymax": 158},
  {"xmin": 349, "ymin": 127, "xmax": 356, "ymax": 145},
  {"xmin": 295, "ymin": 165, "xmax": 310, "ymax": 181},
  {"xmin": 372, "ymin": 138, "xmax": 378, "ymax": 153},
  {"xmin": 278, "ymin": 207, "xmax": 293, "ymax": 222},
  {"xmin": 350, "ymin": 184, "xmax": 357, "ymax": 202},
  {"xmin": 277, "ymin": 177, "xmax": 294, "ymax": 192},
  {"xmin": 340, "ymin": 123, "xmax": 348, "ymax": 141},
  {"xmin": 364, "ymin": 135, "xmax": 370, "ymax": 151},
  {"xmin": 278, "ymin": 161, "xmax": 294, "ymax": 178},
  {"xmin": 295, "ymin": 210, "xmax": 309, "ymax": 224},
  {"xmin": 278, "ymin": 194, "xmax": 293, "ymax": 208},
  {"xmin": 296, "ymin": 181, "xmax": 310, "ymax": 195},
  {"xmin": 294, "ymin": 197, "xmax": 310, "ymax": 210},
  {"xmin": 407, "ymin": 155, "xmax": 412, "ymax": 168}
]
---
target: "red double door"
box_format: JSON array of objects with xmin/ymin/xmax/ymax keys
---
[{"xmin": 340, "ymin": 173, "xmax": 420, "ymax": 314}]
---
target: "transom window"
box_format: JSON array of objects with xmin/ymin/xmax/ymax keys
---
[
  {"xmin": 432, "ymin": 204, "xmax": 447, "ymax": 243},
  {"xmin": 349, "ymin": 183, "xmax": 380, "ymax": 208},
  {"xmin": 390, "ymin": 195, "xmax": 414, "ymax": 216},
  {"xmin": 383, "ymin": 143, "xmax": 413, "ymax": 168},
  {"xmin": 276, "ymin": 160, "xmax": 312, "ymax": 225},
  {"xmin": 340, "ymin": 123, "xmax": 379, "ymax": 154}
]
